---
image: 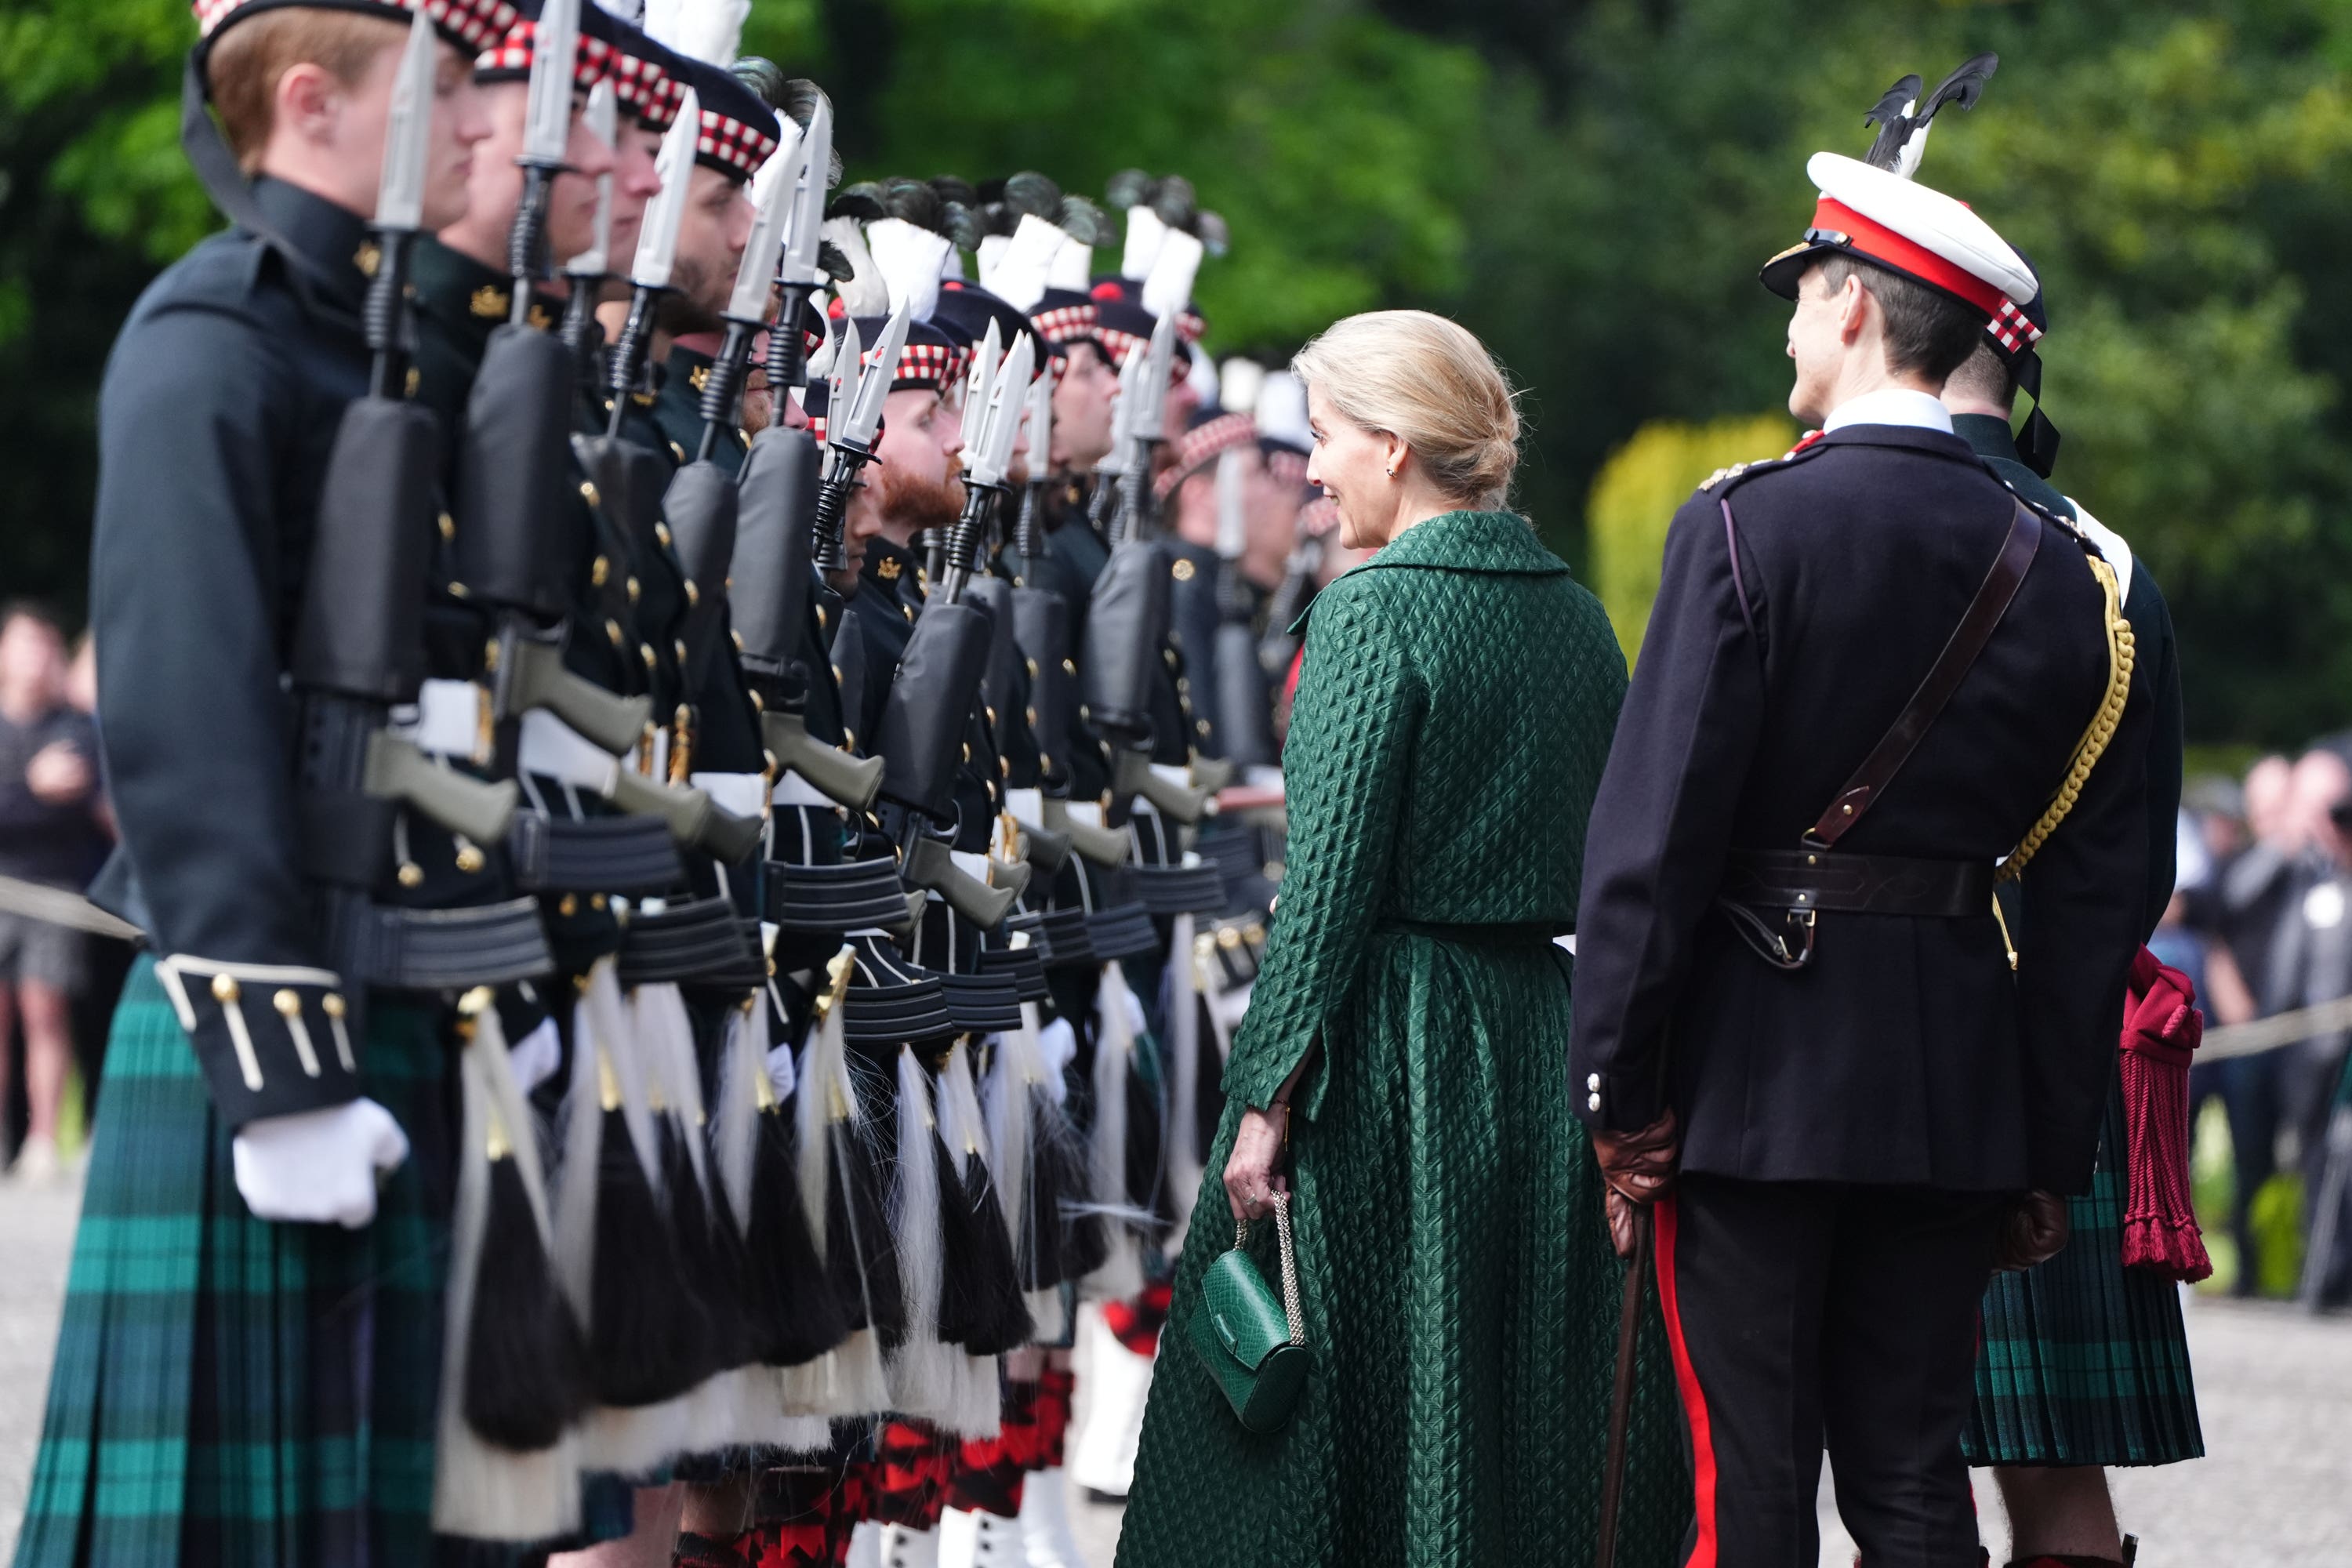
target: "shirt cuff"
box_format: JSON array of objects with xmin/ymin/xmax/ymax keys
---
[{"xmin": 152, "ymin": 955, "xmax": 363, "ymax": 1128}]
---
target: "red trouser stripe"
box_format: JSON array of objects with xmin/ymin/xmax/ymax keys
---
[{"xmin": 1654, "ymin": 1196, "xmax": 1719, "ymax": 1568}]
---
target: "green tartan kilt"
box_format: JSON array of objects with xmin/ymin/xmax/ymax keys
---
[
  {"xmin": 13, "ymin": 956, "xmax": 456, "ymax": 1568},
  {"xmin": 1962, "ymin": 1079, "xmax": 2205, "ymax": 1468}
]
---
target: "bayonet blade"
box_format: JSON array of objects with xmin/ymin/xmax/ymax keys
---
[
  {"xmin": 375, "ymin": 8, "xmax": 437, "ymax": 234},
  {"xmin": 520, "ymin": 0, "xmax": 582, "ymax": 169},
  {"xmin": 728, "ymin": 122, "xmax": 804, "ymax": 323},
  {"xmin": 842, "ymin": 300, "xmax": 909, "ymax": 450},
  {"xmin": 564, "ymin": 81, "xmax": 619, "ymax": 276},
  {"xmin": 630, "ymin": 86, "xmax": 700, "ymax": 290},
  {"xmin": 958, "ymin": 318, "xmax": 1001, "ymax": 456},
  {"xmin": 1214, "ymin": 446, "xmax": 1247, "ymax": 560},
  {"xmin": 1023, "ymin": 350, "xmax": 1054, "ymax": 471},
  {"xmin": 1098, "ymin": 342, "xmax": 1143, "ymax": 472},
  {"xmin": 978, "ymin": 334, "xmax": 1034, "ymax": 485},
  {"xmin": 1133, "ymin": 310, "xmax": 1178, "ymax": 439},
  {"xmin": 776, "ymin": 95, "xmax": 831, "ymax": 287},
  {"xmin": 826, "ymin": 313, "xmax": 863, "ymax": 452}
]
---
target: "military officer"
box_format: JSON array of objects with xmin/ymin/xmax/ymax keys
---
[{"xmin": 1570, "ymin": 150, "xmax": 2154, "ymax": 1566}]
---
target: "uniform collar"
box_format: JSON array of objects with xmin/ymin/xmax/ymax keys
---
[
  {"xmin": 1356, "ymin": 510, "xmax": 1567, "ymax": 579},
  {"xmin": 1821, "ymin": 386, "xmax": 1954, "ymax": 435},
  {"xmin": 1950, "ymin": 412, "xmax": 2071, "ymax": 513},
  {"xmin": 247, "ymin": 176, "xmax": 372, "ymax": 316},
  {"xmin": 410, "ymin": 238, "xmax": 515, "ymax": 360},
  {"xmin": 862, "ymin": 531, "xmax": 923, "ymax": 593}
]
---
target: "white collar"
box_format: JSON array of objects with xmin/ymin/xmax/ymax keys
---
[{"xmin": 1822, "ymin": 387, "xmax": 1955, "ymax": 435}]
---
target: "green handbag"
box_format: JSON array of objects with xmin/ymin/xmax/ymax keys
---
[{"xmin": 1186, "ymin": 1189, "xmax": 1311, "ymax": 1434}]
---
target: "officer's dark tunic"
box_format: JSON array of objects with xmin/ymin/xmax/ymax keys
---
[
  {"xmin": 1570, "ymin": 412, "xmax": 2154, "ymax": 1566},
  {"xmin": 19, "ymin": 178, "xmax": 455, "ymax": 1568},
  {"xmin": 1952, "ymin": 410, "xmax": 2204, "ymax": 1468}
]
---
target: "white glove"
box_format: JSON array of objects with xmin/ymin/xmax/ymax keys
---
[
  {"xmin": 507, "ymin": 1016, "xmax": 564, "ymax": 1095},
  {"xmin": 231, "ymin": 1098, "xmax": 410, "ymax": 1228}
]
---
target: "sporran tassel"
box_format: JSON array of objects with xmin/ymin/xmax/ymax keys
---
[{"xmin": 1084, "ymin": 964, "xmax": 1145, "ymax": 1298}]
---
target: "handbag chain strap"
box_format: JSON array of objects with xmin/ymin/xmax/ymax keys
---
[{"xmin": 1234, "ymin": 1190, "xmax": 1307, "ymax": 1347}]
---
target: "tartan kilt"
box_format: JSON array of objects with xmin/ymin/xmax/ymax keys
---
[
  {"xmin": 13, "ymin": 956, "xmax": 456, "ymax": 1568},
  {"xmin": 1962, "ymin": 1077, "xmax": 2205, "ymax": 1468}
]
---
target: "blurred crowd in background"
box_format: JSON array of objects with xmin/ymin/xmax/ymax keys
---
[
  {"xmin": 2165, "ymin": 748, "xmax": 2352, "ymax": 1307},
  {"xmin": 0, "ymin": 602, "xmax": 119, "ymax": 1185}
]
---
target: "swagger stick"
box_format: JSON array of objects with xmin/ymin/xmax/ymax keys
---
[{"xmin": 1595, "ymin": 1206, "xmax": 1653, "ymax": 1568}]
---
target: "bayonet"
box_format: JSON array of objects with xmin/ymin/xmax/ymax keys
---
[
  {"xmin": 559, "ymin": 80, "xmax": 619, "ymax": 363},
  {"xmin": 693, "ymin": 120, "xmax": 808, "ymax": 461},
  {"xmin": 606, "ymin": 85, "xmax": 699, "ymax": 435},
  {"xmin": 506, "ymin": 0, "xmax": 582, "ymax": 325},
  {"xmin": 811, "ymin": 299, "xmax": 909, "ymax": 572},
  {"xmin": 764, "ymin": 93, "xmax": 832, "ymax": 400}
]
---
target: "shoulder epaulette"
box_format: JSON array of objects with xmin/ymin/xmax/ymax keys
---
[{"xmin": 1695, "ymin": 434, "xmax": 1835, "ymax": 500}]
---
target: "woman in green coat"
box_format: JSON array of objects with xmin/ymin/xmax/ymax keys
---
[{"xmin": 1116, "ymin": 312, "xmax": 1690, "ymax": 1567}]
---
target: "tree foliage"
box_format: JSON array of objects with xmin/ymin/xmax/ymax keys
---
[{"xmin": 1587, "ymin": 413, "xmax": 1794, "ymax": 663}]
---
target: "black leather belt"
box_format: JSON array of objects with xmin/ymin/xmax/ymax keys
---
[
  {"xmin": 355, "ymin": 897, "xmax": 554, "ymax": 989},
  {"xmin": 509, "ymin": 811, "xmax": 684, "ymax": 896},
  {"xmin": 1718, "ymin": 848, "xmax": 1994, "ymax": 971},
  {"xmin": 617, "ymin": 897, "xmax": 759, "ymax": 987}
]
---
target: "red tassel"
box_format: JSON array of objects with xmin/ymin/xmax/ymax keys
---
[{"xmin": 2118, "ymin": 947, "xmax": 2212, "ymax": 1283}]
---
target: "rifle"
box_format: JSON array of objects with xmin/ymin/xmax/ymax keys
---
[
  {"xmin": 289, "ymin": 13, "xmax": 550, "ymax": 998},
  {"xmin": 1210, "ymin": 445, "xmax": 1276, "ymax": 770},
  {"xmin": 872, "ymin": 333, "xmax": 1037, "ymax": 927},
  {"xmin": 1009, "ymin": 369, "xmax": 1127, "ymax": 869},
  {"xmin": 810, "ymin": 304, "xmax": 912, "ymax": 574},
  {"xmin": 1082, "ymin": 310, "xmax": 1214, "ymax": 828}
]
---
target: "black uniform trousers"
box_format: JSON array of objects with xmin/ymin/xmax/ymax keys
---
[{"xmin": 1656, "ymin": 1174, "xmax": 2005, "ymax": 1568}]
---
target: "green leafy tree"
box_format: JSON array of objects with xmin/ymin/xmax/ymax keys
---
[{"xmin": 1586, "ymin": 412, "xmax": 1794, "ymax": 660}]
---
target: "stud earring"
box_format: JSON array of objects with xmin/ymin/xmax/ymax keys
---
[{"xmin": 1385, "ymin": 466, "xmax": 1396, "ymax": 478}]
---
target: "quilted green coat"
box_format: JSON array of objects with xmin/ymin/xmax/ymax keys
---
[{"xmin": 1116, "ymin": 512, "xmax": 1691, "ymax": 1567}]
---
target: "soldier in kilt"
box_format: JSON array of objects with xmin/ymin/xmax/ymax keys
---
[
  {"xmin": 1945, "ymin": 269, "xmax": 2201, "ymax": 1568},
  {"xmin": 12, "ymin": 2, "xmax": 510, "ymax": 1563}
]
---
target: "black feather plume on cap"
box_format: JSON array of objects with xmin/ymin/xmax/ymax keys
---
[
  {"xmin": 826, "ymin": 184, "xmax": 887, "ymax": 224},
  {"xmin": 1104, "ymin": 168, "xmax": 1153, "ymax": 212},
  {"xmin": 733, "ymin": 60, "xmax": 845, "ymax": 188},
  {"xmin": 1862, "ymin": 53, "xmax": 1998, "ymax": 172},
  {"xmin": 929, "ymin": 176, "xmax": 982, "ymax": 209},
  {"xmin": 818, "ymin": 239, "xmax": 855, "ymax": 284}
]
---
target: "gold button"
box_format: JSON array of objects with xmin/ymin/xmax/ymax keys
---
[
  {"xmin": 1163, "ymin": 648, "xmax": 1180, "ymax": 668},
  {"xmin": 397, "ymin": 862, "xmax": 425, "ymax": 888},
  {"xmin": 626, "ymin": 575, "xmax": 641, "ymax": 604},
  {"xmin": 1062, "ymin": 659, "xmax": 1076, "ymax": 677},
  {"xmin": 1025, "ymin": 706, "xmax": 1038, "ymax": 727},
  {"xmin": 642, "ymin": 644, "xmax": 659, "ymax": 670},
  {"xmin": 580, "ymin": 481, "xmax": 601, "ymax": 508},
  {"xmin": 1025, "ymin": 658, "xmax": 1039, "ymax": 679},
  {"xmin": 816, "ymin": 606, "xmax": 829, "ymax": 630},
  {"xmin": 455, "ymin": 844, "xmax": 486, "ymax": 874},
  {"xmin": 210, "ymin": 973, "xmax": 241, "ymax": 1004},
  {"xmin": 322, "ymin": 993, "xmax": 347, "ymax": 1018},
  {"xmin": 961, "ymin": 742, "xmax": 972, "ymax": 763},
  {"xmin": 1171, "ymin": 557, "xmax": 1196, "ymax": 581},
  {"xmin": 593, "ymin": 555, "xmax": 610, "ymax": 586},
  {"xmin": 670, "ymin": 441, "xmax": 685, "ymax": 463},
  {"xmin": 274, "ymin": 988, "xmax": 302, "ymax": 1018},
  {"xmin": 1218, "ymin": 927, "xmax": 1241, "ymax": 949},
  {"xmin": 590, "ymin": 894, "xmax": 608, "ymax": 911},
  {"xmin": 448, "ymin": 581, "xmax": 470, "ymax": 598},
  {"xmin": 1842, "ymin": 804, "xmax": 1854, "ymax": 815},
  {"xmin": 559, "ymin": 894, "xmax": 579, "ymax": 916},
  {"xmin": 902, "ymin": 604, "xmax": 915, "ymax": 622},
  {"xmin": 831, "ymin": 663, "xmax": 844, "ymax": 684},
  {"xmin": 656, "ymin": 523, "xmax": 673, "ymax": 547},
  {"xmin": 438, "ymin": 511, "xmax": 456, "ymax": 542},
  {"xmin": 1000, "ymin": 757, "xmax": 1011, "ymax": 777},
  {"xmin": 674, "ymin": 639, "xmax": 689, "ymax": 664},
  {"xmin": 985, "ymin": 706, "xmax": 998, "ymax": 727},
  {"xmin": 684, "ymin": 580, "xmax": 700, "ymax": 607},
  {"xmin": 606, "ymin": 618, "xmax": 624, "ymax": 648}
]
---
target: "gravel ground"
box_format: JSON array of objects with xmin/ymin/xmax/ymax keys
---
[{"xmin": 5, "ymin": 1177, "xmax": 2347, "ymax": 1566}]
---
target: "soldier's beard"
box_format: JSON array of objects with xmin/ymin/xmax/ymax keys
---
[
  {"xmin": 877, "ymin": 462, "xmax": 966, "ymax": 535},
  {"xmin": 658, "ymin": 259, "xmax": 728, "ymax": 338}
]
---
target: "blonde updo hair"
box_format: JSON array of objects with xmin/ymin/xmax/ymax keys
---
[{"xmin": 1290, "ymin": 310, "xmax": 1522, "ymax": 511}]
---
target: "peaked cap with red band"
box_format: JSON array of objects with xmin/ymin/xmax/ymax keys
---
[
  {"xmin": 1759, "ymin": 152, "xmax": 2034, "ymax": 318},
  {"xmin": 1152, "ymin": 409, "xmax": 1258, "ymax": 501}
]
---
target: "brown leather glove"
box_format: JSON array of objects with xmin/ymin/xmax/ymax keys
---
[
  {"xmin": 1589, "ymin": 1108, "xmax": 1679, "ymax": 1259},
  {"xmin": 1993, "ymin": 1190, "xmax": 2071, "ymax": 1272}
]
